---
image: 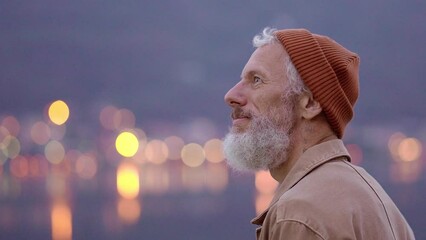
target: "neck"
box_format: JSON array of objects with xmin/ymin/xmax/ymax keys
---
[{"xmin": 269, "ymin": 121, "xmax": 337, "ymax": 183}]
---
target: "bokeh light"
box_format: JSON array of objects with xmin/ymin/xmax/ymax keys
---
[
  {"xmin": 181, "ymin": 165, "xmax": 205, "ymax": 192},
  {"xmin": 140, "ymin": 165, "xmax": 170, "ymax": 195},
  {"xmin": 10, "ymin": 155, "xmax": 29, "ymax": 178},
  {"xmin": 398, "ymin": 138, "xmax": 422, "ymax": 162},
  {"xmin": 45, "ymin": 140, "xmax": 66, "ymax": 164},
  {"xmin": 388, "ymin": 132, "xmax": 406, "ymax": 160},
  {"xmin": 204, "ymin": 138, "xmax": 224, "ymax": 163},
  {"xmin": 255, "ymin": 193, "xmax": 274, "ymax": 215},
  {"xmin": 144, "ymin": 140, "xmax": 168, "ymax": 164},
  {"xmin": 1, "ymin": 135, "xmax": 21, "ymax": 159},
  {"xmin": 75, "ymin": 153, "xmax": 97, "ymax": 180},
  {"xmin": 117, "ymin": 198, "xmax": 141, "ymax": 224},
  {"xmin": 255, "ymin": 171, "xmax": 278, "ymax": 195},
  {"xmin": 51, "ymin": 200, "xmax": 72, "ymax": 240},
  {"xmin": 117, "ymin": 162, "xmax": 140, "ymax": 199},
  {"xmin": 99, "ymin": 105, "xmax": 119, "ymax": 130},
  {"xmin": 30, "ymin": 121, "xmax": 51, "ymax": 145},
  {"xmin": 205, "ymin": 163, "xmax": 228, "ymax": 194},
  {"xmin": 115, "ymin": 131, "xmax": 139, "ymax": 158},
  {"xmin": 48, "ymin": 100, "xmax": 70, "ymax": 125},
  {"xmin": 181, "ymin": 143, "xmax": 205, "ymax": 168},
  {"xmin": 2, "ymin": 116, "xmax": 20, "ymax": 136},
  {"xmin": 113, "ymin": 108, "xmax": 136, "ymax": 130},
  {"xmin": 164, "ymin": 136, "xmax": 184, "ymax": 160}
]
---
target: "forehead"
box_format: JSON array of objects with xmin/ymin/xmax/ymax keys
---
[{"xmin": 241, "ymin": 43, "xmax": 287, "ymax": 78}]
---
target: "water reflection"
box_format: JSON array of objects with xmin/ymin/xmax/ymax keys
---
[{"xmin": 0, "ymin": 108, "xmax": 424, "ymax": 239}]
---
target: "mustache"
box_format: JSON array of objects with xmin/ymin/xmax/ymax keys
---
[{"xmin": 231, "ymin": 107, "xmax": 253, "ymax": 120}]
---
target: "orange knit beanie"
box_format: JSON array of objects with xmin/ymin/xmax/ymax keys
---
[{"xmin": 275, "ymin": 29, "xmax": 360, "ymax": 139}]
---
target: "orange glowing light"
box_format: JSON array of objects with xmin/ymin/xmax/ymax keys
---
[
  {"xmin": 115, "ymin": 131, "xmax": 139, "ymax": 157},
  {"xmin": 388, "ymin": 132, "xmax": 406, "ymax": 159},
  {"xmin": 398, "ymin": 138, "xmax": 422, "ymax": 162},
  {"xmin": 117, "ymin": 198, "xmax": 141, "ymax": 224},
  {"xmin": 255, "ymin": 193, "xmax": 274, "ymax": 215},
  {"xmin": 51, "ymin": 200, "xmax": 72, "ymax": 240},
  {"xmin": 255, "ymin": 171, "xmax": 278, "ymax": 195},
  {"xmin": 204, "ymin": 138, "xmax": 224, "ymax": 163},
  {"xmin": 75, "ymin": 154, "xmax": 97, "ymax": 179},
  {"xmin": 48, "ymin": 100, "xmax": 70, "ymax": 125},
  {"xmin": 205, "ymin": 163, "xmax": 228, "ymax": 194},
  {"xmin": 2, "ymin": 116, "xmax": 20, "ymax": 136},
  {"xmin": 390, "ymin": 160, "xmax": 422, "ymax": 183},
  {"xmin": 30, "ymin": 121, "xmax": 51, "ymax": 145},
  {"xmin": 45, "ymin": 140, "xmax": 66, "ymax": 164},
  {"xmin": 164, "ymin": 136, "xmax": 184, "ymax": 160},
  {"xmin": 117, "ymin": 162, "xmax": 140, "ymax": 199},
  {"xmin": 181, "ymin": 143, "xmax": 205, "ymax": 167},
  {"xmin": 144, "ymin": 140, "xmax": 168, "ymax": 164}
]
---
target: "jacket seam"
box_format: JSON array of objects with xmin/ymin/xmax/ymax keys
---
[
  {"xmin": 342, "ymin": 161, "xmax": 397, "ymax": 240},
  {"xmin": 275, "ymin": 219, "xmax": 326, "ymax": 240}
]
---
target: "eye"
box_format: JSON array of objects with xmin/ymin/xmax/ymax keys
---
[{"xmin": 253, "ymin": 76, "xmax": 262, "ymax": 84}]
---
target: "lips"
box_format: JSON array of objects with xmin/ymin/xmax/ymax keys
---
[{"xmin": 231, "ymin": 108, "xmax": 252, "ymax": 127}]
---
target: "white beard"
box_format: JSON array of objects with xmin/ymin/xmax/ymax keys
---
[{"xmin": 223, "ymin": 103, "xmax": 295, "ymax": 172}]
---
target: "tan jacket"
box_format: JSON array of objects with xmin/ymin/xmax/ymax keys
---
[{"xmin": 252, "ymin": 139, "xmax": 415, "ymax": 240}]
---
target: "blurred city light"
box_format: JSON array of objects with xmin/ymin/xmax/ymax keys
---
[
  {"xmin": 164, "ymin": 136, "xmax": 185, "ymax": 160},
  {"xmin": 75, "ymin": 153, "xmax": 98, "ymax": 180},
  {"xmin": 113, "ymin": 108, "xmax": 136, "ymax": 130},
  {"xmin": 181, "ymin": 143, "xmax": 205, "ymax": 168},
  {"xmin": 255, "ymin": 170, "xmax": 278, "ymax": 195},
  {"xmin": 203, "ymin": 138, "xmax": 224, "ymax": 163},
  {"xmin": 398, "ymin": 138, "xmax": 422, "ymax": 162},
  {"xmin": 117, "ymin": 161, "xmax": 140, "ymax": 199},
  {"xmin": 1, "ymin": 135, "xmax": 21, "ymax": 159},
  {"xmin": 30, "ymin": 121, "xmax": 51, "ymax": 145},
  {"xmin": 140, "ymin": 164, "xmax": 170, "ymax": 195},
  {"xmin": 255, "ymin": 193, "xmax": 274, "ymax": 215},
  {"xmin": 2, "ymin": 116, "xmax": 20, "ymax": 136},
  {"xmin": 388, "ymin": 132, "xmax": 406, "ymax": 160},
  {"xmin": 48, "ymin": 100, "xmax": 70, "ymax": 125},
  {"xmin": 99, "ymin": 105, "xmax": 119, "ymax": 130},
  {"xmin": 205, "ymin": 163, "xmax": 228, "ymax": 194},
  {"xmin": 10, "ymin": 155, "xmax": 29, "ymax": 178},
  {"xmin": 51, "ymin": 200, "xmax": 72, "ymax": 240},
  {"xmin": 115, "ymin": 131, "xmax": 139, "ymax": 158},
  {"xmin": 117, "ymin": 198, "xmax": 141, "ymax": 224},
  {"xmin": 144, "ymin": 140, "xmax": 168, "ymax": 164},
  {"xmin": 45, "ymin": 140, "xmax": 65, "ymax": 164}
]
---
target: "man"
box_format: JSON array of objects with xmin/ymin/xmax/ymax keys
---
[{"xmin": 223, "ymin": 28, "xmax": 415, "ymax": 240}]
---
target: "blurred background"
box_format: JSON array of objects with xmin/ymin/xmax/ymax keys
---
[{"xmin": 0, "ymin": 1, "xmax": 425, "ymax": 239}]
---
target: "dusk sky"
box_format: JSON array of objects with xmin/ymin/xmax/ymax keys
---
[{"xmin": 0, "ymin": 1, "xmax": 425, "ymax": 239}]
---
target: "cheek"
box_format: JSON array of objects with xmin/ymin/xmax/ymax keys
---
[{"xmin": 255, "ymin": 92, "xmax": 285, "ymax": 114}]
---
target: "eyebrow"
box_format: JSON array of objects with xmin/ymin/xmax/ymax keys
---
[{"xmin": 240, "ymin": 69, "xmax": 267, "ymax": 80}]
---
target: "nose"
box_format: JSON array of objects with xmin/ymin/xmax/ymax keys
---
[{"xmin": 224, "ymin": 81, "xmax": 247, "ymax": 107}]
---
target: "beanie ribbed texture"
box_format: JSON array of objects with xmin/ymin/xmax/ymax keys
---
[{"xmin": 275, "ymin": 29, "xmax": 360, "ymax": 138}]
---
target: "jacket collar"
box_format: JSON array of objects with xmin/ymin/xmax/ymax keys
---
[{"xmin": 251, "ymin": 139, "xmax": 351, "ymax": 225}]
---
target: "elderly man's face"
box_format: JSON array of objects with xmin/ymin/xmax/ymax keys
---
[
  {"xmin": 223, "ymin": 43, "xmax": 298, "ymax": 171},
  {"xmin": 224, "ymin": 43, "xmax": 291, "ymax": 133}
]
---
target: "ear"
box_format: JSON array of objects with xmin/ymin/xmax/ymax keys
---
[{"xmin": 298, "ymin": 93, "xmax": 322, "ymax": 120}]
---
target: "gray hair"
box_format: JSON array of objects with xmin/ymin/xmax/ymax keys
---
[{"xmin": 252, "ymin": 27, "xmax": 311, "ymax": 98}]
